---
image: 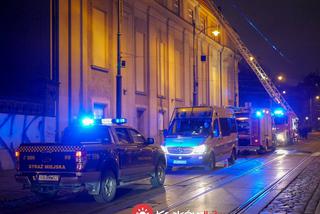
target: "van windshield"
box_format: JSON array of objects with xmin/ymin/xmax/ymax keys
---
[{"xmin": 168, "ymin": 118, "xmax": 212, "ymax": 136}]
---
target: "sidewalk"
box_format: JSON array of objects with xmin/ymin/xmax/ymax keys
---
[
  {"xmin": 0, "ymin": 169, "xmax": 35, "ymax": 210},
  {"xmin": 0, "ymin": 170, "xmax": 31, "ymax": 200},
  {"xmin": 261, "ymin": 132, "xmax": 320, "ymax": 214},
  {"xmin": 261, "ymin": 157, "xmax": 320, "ymax": 213}
]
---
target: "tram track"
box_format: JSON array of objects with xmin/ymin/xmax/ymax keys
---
[
  {"xmin": 87, "ymin": 154, "xmax": 276, "ymax": 213},
  {"xmin": 93, "ymin": 153, "xmax": 286, "ymax": 213},
  {"xmin": 231, "ymin": 154, "xmax": 315, "ymax": 214},
  {"xmin": 161, "ymin": 153, "xmax": 313, "ymax": 214},
  {"xmin": 160, "ymin": 153, "xmax": 295, "ymax": 213},
  {"xmin": 6, "ymin": 152, "xmax": 292, "ymax": 214}
]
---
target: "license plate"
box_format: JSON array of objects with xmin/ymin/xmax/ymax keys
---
[
  {"xmin": 173, "ymin": 160, "xmax": 187, "ymax": 164},
  {"xmin": 38, "ymin": 175, "xmax": 60, "ymax": 181}
]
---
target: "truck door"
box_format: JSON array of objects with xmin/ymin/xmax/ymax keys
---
[
  {"xmin": 114, "ymin": 127, "xmax": 139, "ymax": 177},
  {"xmin": 128, "ymin": 129, "xmax": 154, "ymax": 174},
  {"xmin": 251, "ymin": 119, "xmax": 260, "ymax": 146}
]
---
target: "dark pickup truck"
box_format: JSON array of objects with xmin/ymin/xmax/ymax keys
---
[{"xmin": 15, "ymin": 120, "xmax": 166, "ymax": 202}]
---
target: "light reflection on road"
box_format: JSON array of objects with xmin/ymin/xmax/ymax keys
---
[{"xmin": 14, "ymin": 144, "xmax": 318, "ymax": 214}]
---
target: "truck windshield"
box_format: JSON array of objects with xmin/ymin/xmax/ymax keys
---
[
  {"xmin": 236, "ymin": 119, "xmax": 250, "ymax": 135},
  {"xmin": 168, "ymin": 118, "xmax": 212, "ymax": 136},
  {"xmin": 274, "ymin": 116, "xmax": 288, "ymax": 125},
  {"xmin": 61, "ymin": 125, "xmax": 112, "ymax": 144}
]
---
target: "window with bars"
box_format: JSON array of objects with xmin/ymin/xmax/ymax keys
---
[{"xmin": 93, "ymin": 103, "xmax": 107, "ymax": 119}]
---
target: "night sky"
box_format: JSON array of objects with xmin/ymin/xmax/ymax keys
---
[{"xmin": 214, "ymin": 0, "xmax": 320, "ymax": 85}]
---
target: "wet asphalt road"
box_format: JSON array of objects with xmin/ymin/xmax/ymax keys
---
[{"xmin": 4, "ymin": 134, "xmax": 320, "ymax": 214}]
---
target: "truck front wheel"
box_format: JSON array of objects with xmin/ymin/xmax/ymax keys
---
[
  {"xmin": 94, "ymin": 171, "xmax": 117, "ymax": 203},
  {"xmin": 151, "ymin": 161, "xmax": 166, "ymax": 187}
]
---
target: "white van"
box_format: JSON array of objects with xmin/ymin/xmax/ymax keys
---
[{"xmin": 162, "ymin": 106, "xmax": 238, "ymax": 170}]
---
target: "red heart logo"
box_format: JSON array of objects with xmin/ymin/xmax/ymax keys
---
[{"xmin": 132, "ymin": 203, "xmax": 153, "ymax": 214}]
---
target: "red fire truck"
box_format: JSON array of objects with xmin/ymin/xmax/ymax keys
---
[{"xmin": 234, "ymin": 107, "xmax": 274, "ymax": 154}]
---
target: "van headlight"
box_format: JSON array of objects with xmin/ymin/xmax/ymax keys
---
[
  {"xmin": 192, "ymin": 145, "xmax": 207, "ymax": 154},
  {"xmin": 276, "ymin": 133, "xmax": 286, "ymax": 142},
  {"xmin": 161, "ymin": 146, "xmax": 168, "ymax": 154}
]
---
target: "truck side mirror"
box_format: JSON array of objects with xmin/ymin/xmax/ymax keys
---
[
  {"xmin": 213, "ymin": 130, "xmax": 219, "ymax": 138},
  {"xmin": 146, "ymin": 138, "xmax": 155, "ymax": 145},
  {"xmin": 163, "ymin": 129, "xmax": 168, "ymax": 137}
]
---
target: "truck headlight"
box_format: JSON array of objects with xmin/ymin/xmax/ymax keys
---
[
  {"xmin": 276, "ymin": 133, "xmax": 286, "ymax": 142},
  {"xmin": 161, "ymin": 146, "xmax": 168, "ymax": 154},
  {"xmin": 192, "ymin": 145, "xmax": 207, "ymax": 154}
]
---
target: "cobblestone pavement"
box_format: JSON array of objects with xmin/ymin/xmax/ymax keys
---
[{"xmin": 261, "ymin": 157, "xmax": 320, "ymax": 214}]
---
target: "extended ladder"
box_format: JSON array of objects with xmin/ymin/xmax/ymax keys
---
[{"xmin": 207, "ymin": 1, "xmax": 295, "ymax": 116}]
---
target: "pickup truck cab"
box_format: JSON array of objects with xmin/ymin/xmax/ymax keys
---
[{"xmin": 15, "ymin": 118, "xmax": 166, "ymax": 203}]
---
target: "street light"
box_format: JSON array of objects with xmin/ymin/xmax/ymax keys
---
[
  {"xmin": 282, "ymin": 90, "xmax": 286, "ymax": 94},
  {"xmin": 212, "ymin": 30, "xmax": 220, "ymax": 37},
  {"xmin": 277, "ymin": 75, "xmax": 284, "ymax": 81},
  {"xmin": 316, "ymin": 95, "xmax": 320, "ymax": 100}
]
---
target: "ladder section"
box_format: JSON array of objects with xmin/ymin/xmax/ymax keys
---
[{"xmin": 207, "ymin": 1, "xmax": 294, "ymax": 114}]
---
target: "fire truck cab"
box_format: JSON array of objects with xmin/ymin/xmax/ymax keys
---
[
  {"xmin": 234, "ymin": 107, "xmax": 274, "ymax": 153},
  {"xmin": 273, "ymin": 109, "xmax": 298, "ymax": 145}
]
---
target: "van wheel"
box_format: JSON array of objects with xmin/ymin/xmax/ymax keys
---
[
  {"xmin": 151, "ymin": 161, "xmax": 166, "ymax": 187},
  {"xmin": 228, "ymin": 149, "xmax": 236, "ymax": 165},
  {"xmin": 93, "ymin": 171, "xmax": 117, "ymax": 203},
  {"xmin": 206, "ymin": 153, "xmax": 216, "ymax": 170}
]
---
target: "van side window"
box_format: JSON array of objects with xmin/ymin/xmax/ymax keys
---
[
  {"xmin": 219, "ymin": 118, "xmax": 230, "ymax": 136},
  {"xmin": 213, "ymin": 119, "xmax": 220, "ymax": 137},
  {"xmin": 228, "ymin": 118, "xmax": 237, "ymax": 133}
]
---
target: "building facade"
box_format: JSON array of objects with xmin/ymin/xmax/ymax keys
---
[{"xmin": 0, "ymin": 0, "xmax": 239, "ymax": 169}]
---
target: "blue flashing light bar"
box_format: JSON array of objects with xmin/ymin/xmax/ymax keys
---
[
  {"xmin": 80, "ymin": 117, "xmax": 127, "ymax": 126},
  {"xmin": 101, "ymin": 118, "xmax": 113, "ymax": 125},
  {"xmin": 81, "ymin": 117, "xmax": 94, "ymax": 126},
  {"xmin": 274, "ymin": 108, "xmax": 284, "ymax": 117},
  {"xmin": 255, "ymin": 111, "xmax": 263, "ymax": 118},
  {"xmin": 112, "ymin": 118, "xmax": 127, "ymax": 124}
]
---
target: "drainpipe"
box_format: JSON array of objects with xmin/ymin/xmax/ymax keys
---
[
  {"xmin": 67, "ymin": 0, "xmax": 72, "ymax": 126},
  {"xmin": 234, "ymin": 55, "xmax": 238, "ymax": 107},
  {"xmin": 219, "ymin": 47, "xmax": 224, "ymax": 107},
  {"xmin": 79, "ymin": 0, "xmax": 84, "ymax": 114},
  {"xmin": 53, "ymin": 0, "xmax": 60, "ymax": 141},
  {"xmin": 192, "ymin": 14, "xmax": 198, "ymax": 106}
]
